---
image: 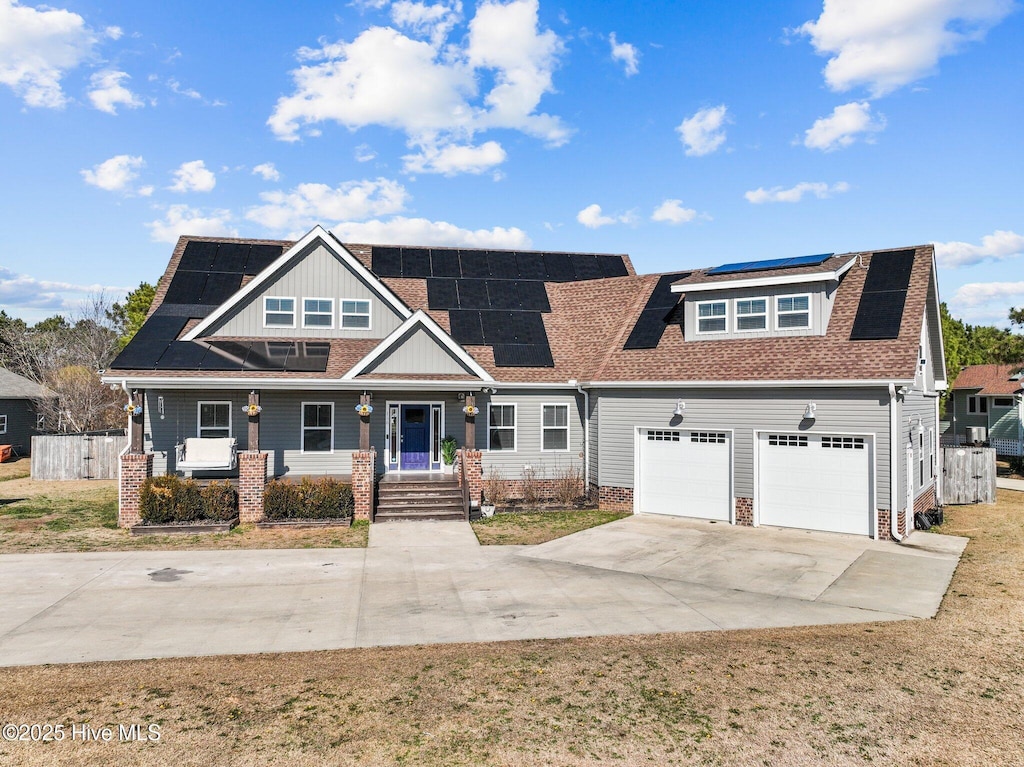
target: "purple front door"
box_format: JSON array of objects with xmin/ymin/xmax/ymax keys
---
[{"xmin": 401, "ymin": 405, "xmax": 429, "ymax": 470}]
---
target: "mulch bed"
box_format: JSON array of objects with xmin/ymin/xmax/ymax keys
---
[
  {"xmin": 256, "ymin": 517, "xmax": 353, "ymax": 529},
  {"xmin": 130, "ymin": 517, "xmax": 239, "ymax": 536}
]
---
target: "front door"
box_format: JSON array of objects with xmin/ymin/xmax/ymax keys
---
[{"xmin": 401, "ymin": 405, "xmax": 430, "ymax": 470}]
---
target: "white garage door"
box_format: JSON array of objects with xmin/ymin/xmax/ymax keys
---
[
  {"xmin": 758, "ymin": 433, "xmax": 872, "ymax": 536},
  {"xmin": 637, "ymin": 429, "xmax": 731, "ymax": 521}
]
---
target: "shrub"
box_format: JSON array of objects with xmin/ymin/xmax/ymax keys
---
[
  {"xmin": 202, "ymin": 481, "xmax": 238, "ymax": 521},
  {"xmin": 264, "ymin": 479, "xmax": 301, "ymax": 520},
  {"xmin": 171, "ymin": 479, "xmax": 204, "ymax": 522},
  {"xmin": 298, "ymin": 477, "xmax": 354, "ymax": 519},
  {"xmin": 553, "ymin": 463, "xmax": 584, "ymax": 507},
  {"xmin": 139, "ymin": 475, "xmax": 179, "ymax": 524},
  {"xmin": 441, "ymin": 435, "xmax": 458, "ymax": 466},
  {"xmin": 520, "ymin": 465, "xmax": 541, "ymax": 507},
  {"xmin": 483, "ymin": 466, "xmax": 508, "ymax": 508}
]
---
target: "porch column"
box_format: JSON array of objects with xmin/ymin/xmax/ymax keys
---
[
  {"xmin": 118, "ymin": 452, "xmax": 152, "ymax": 528},
  {"xmin": 464, "ymin": 393, "xmax": 476, "ymax": 450},
  {"xmin": 129, "ymin": 389, "xmax": 145, "ymax": 453},
  {"xmin": 247, "ymin": 390, "xmax": 260, "ymax": 451},
  {"xmin": 359, "ymin": 393, "xmax": 371, "ymax": 451},
  {"xmin": 238, "ymin": 452, "xmax": 268, "ymax": 523},
  {"xmin": 352, "ymin": 449, "xmax": 375, "ymax": 520},
  {"xmin": 459, "ymin": 448, "xmax": 483, "ymax": 507}
]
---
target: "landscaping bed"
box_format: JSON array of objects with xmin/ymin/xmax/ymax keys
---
[
  {"xmin": 256, "ymin": 517, "xmax": 352, "ymax": 530},
  {"xmin": 131, "ymin": 517, "xmax": 239, "ymax": 535}
]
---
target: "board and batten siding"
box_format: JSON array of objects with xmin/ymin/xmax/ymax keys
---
[
  {"xmin": 593, "ymin": 387, "xmax": 893, "ymax": 509},
  {"xmin": 361, "ymin": 327, "xmax": 474, "ymax": 376},
  {"xmin": 206, "ymin": 243, "xmax": 406, "ymax": 339}
]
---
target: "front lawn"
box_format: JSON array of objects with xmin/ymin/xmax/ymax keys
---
[{"xmin": 471, "ymin": 507, "xmax": 630, "ymax": 545}]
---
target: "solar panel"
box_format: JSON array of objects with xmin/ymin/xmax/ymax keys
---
[
  {"xmin": 214, "ymin": 243, "xmax": 250, "ymax": 272},
  {"xmin": 622, "ymin": 273, "xmax": 690, "ymax": 350},
  {"xmin": 111, "ymin": 315, "xmax": 189, "ymax": 369},
  {"xmin": 154, "ymin": 341, "xmax": 207, "ymax": 370},
  {"xmin": 861, "ymin": 249, "xmax": 915, "ymax": 292},
  {"xmin": 134, "ymin": 314, "xmax": 189, "ymax": 342},
  {"xmin": 178, "ymin": 241, "xmax": 219, "ymax": 271},
  {"xmin": 598, "ymin": 255, "xmax": 630, "ymax": 278},
  {"xmin": 850, "ymin": 250, "xmax": 915, "ymax": 341},
  {"xmin": 285, "ymin": 342, "xmax": 331, "ymax": 372},
  {"xmin": 515, "ymin": 251, "xmax": 547, "ymax": 280},
  {"xmin": 201, "ymin": 272, "xmax": 243, "ymax": 305},
  {"xmin": 486, "ymin": 280, "xmax": 521, "ymax": 310},
  {"xmin": 163, "ymin": 271, "xmax": 208, "ymax": 304},
  {"xmin": 430, "ymin": 249, "xmax": 461, "ymax": 278},
  {"xmin": 448, "ymin": 310, "xmax": 485, "ymax": 345},
  {"xmin": 706, "ymin": 253, "xmax": 833, "ymax": 275},
  {"xmin": 400, "ymin": 248, "xmax": 431, "ymax": 278},
  {"xmin": 516, "ymin": 281, "xmax": 551, "ymax": 311},
  {"xmin": 244, "ymin": 244, "xmax": 284, "ymax": 275},
  {"xmin": 455, "ymin": 279, "xmax": 489, "ymax": 309},
  {"xmin": 480, "ymin": 310, "xmax": 517, "ymax": 344},
  {"xmin": 457, "ymin": 250, "xmax": 488, "ymax": 276},
  {"xmin": 511, "ymin": 312, "xmax": 547, "ymax": 344},
  {"xmin": 492, "ymin": 344, "xmax": 554, "ymax": 367},
  {"xmin": 371, "ymin": 247, "xmax": 402, "ymax": 277},
  {"xmin": 570, "ymin": 254, "xmax": 604, "ymax": 280},
  {"xmin": 542, "ymin": 252, "xmax": 575, "ymax": 281},
  {"xmin": 426, "ymin": 278, "xmax": 459, "ymax": 309},
  {"xmin": 151, "ymin": 303, "xmax": 214, "ymax": 318},
  {"xmin": 486, "ymin": 251, "xmax": 519, "ymax": 279}
]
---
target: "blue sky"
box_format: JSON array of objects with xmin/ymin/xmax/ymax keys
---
[{"xmin": 1, "ymin": 0, "xmax": 1022, "ymax": 327}]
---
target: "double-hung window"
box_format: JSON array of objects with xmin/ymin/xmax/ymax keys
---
[
  {"xmin": 488, "ymin": 404, "xmax": 516, "ymax": 451},
  {"xmin": 264, "ymin": 297, "xmax": 295, "ymax": 327},
  {"xmin": 967, "ymin": 396, "xmax": 988, "ymax": 414},
  {"xmin": 697, "ymin": 301, "xmax": 727, "ymax": 333},
  {"xmin": 0, "ymin": 414, "xmax": 7, "ymax": 434},
  {"xmin": 198, "ymin": 402, "xmax": 231, "ymax": 438},
  {"xmin": 341, "ymin": 300, "xmax": 371, "ymax": 329},
  {"xmin": 776, "ymin": 295, "xmax": 810, "ymax": 329},
  {"xmin": 735, "ymin": 298, "xmax": 767, "ymax": 331},
  {"xmin": 302, "ymin": 403, "xmax": 334, "ymax": 452},
  {"xmin": 303, "ymin": 298, "xmax": 333, "ymax": 328},
  {"xmin": 541, "ymin": 404, "xmax": 569, "ymax": 451}
]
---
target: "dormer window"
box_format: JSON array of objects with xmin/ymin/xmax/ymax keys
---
[
  {"xmin": 697, "ymin": 301, "xmax": 728, "ymax": 334},
  {"xmin": 736, "ymin": 299, "xmax": 767, "ymax": 331},
  {"xmin": 341, "ymin": 299, "xmax": 371, "ymax": 329},
  {"xmin": 303, "ymin": 298, "xmax": 334, "ymax": 328},
  {"xmin": 776, "ymin": 295, "xmax": 810, "ymax": 329},
  {"xmin": 264, "ymin": 297, "xmax": 295, "ymax": 327}
]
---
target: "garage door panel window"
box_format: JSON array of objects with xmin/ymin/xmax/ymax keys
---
[
  {"xmin": 768, "ymin": 434, "xmax": 807, "ymax": 447},
  {"xmin": 541, "ymin": 404, "xmax": 569, "ymax": 451},
  {"xmin": 822, "ymin": 436, "xmax": 864, "ymax": 449},
  {"xmin": 691, "ymin": 432, "xmax": 726, "ymax": 444},
  {"xmin": 488, "ymin": 404, "xmax": 516, "ymax": 451},
  {"xmin": 647, "ymin": 430, "xmax": 680, "ymax": 441}
]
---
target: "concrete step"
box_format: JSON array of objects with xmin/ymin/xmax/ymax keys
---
[
  {"xmin": 374, "ymin": 509, "xmax": 466, "ymax": 522},
  {"xmin": 379, "ymin": 481, "xmax": 461, "ymax": 493},
  {"xmin": 377, "ymin": 490, "xmax": 464, "ymax": 503},
  {"xmin": 376, "ymin": 501, "xmax": 465, "ymax": 514}
]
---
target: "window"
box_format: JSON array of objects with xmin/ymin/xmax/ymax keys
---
[
  {"xmin": 994, "ymin": 397, "xmax": 1015, "ymax": 408},
  {"xmin": 198, "ymin": 402, "xmax": 231, "ymax": 438},
  {"xmin": 303, "ymin": 298, "xmax": 333, "ymax": 328},
  {"xmin": 691, "ymin": 432, "xmax": 727, "ymax": 444},
  {"xmin": 822, "ymin": 436, "xmax": 865, "ymax": 449},
  {"xmin": 928, "ymin": 428, "xmax": 935, "ymax": 479},
  {"xmin": 735, "ymin": 299, "xmax": 767, "ymax": 331},
  {"xmin": 0, "ymin": 414, "xmax": 6, "ymax": 434},
  {"xmin": 302, "ymin": 402, "xmax": 334, "ymax": 452},
  {"xmin": 967, "ymin": 396, "xmax": 988, "ymax": 414},
  {"xmin": 541, "ymin": 404, "xmax": 569, "ymax": 451},
  {"xmin": 919, "ymin": 431, "xmax": 925, "ymax": 487},
  {"xmin": 647, "ymin": 430, "xmax": 680, "ymax": 441},
  {"xmin": 776, "ymin": 295, "xmax": 810, "ymax": 329},
  {"xmin": 697, "ymin": 301, "xmax": 727, "ymax": 333},
  {"xmin": 488, "ymin": 404, "xmax": 516, "ymax": 451},
  {"xmin": 768, "ymin": 434, "xmax": 807, "ymax": 447},
  {"xmin": 341, "ymin": 299, "xmax": 371, "ymax": 329},
  {"xmin": 264, "ymin": 297, "xmax": 295, "ymax": 327}
]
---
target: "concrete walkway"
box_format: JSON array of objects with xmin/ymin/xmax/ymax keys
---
[
  {"xmin": 997, "ymin": 477, "xmax": 1024, "ymax": 491},
  {"xmin": 0, "ymin": 517, "xmax": 967, "ymax": 667}
]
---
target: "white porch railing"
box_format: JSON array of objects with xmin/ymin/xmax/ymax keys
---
[{"xmin": 941, "ymin": 433, "xmax": 1024, "ymax": 457}]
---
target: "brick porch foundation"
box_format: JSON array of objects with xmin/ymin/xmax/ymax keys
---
[
  {"xmin": 457, "ymin": 449, "xmax": 483, "ymax": 507},
  {"xmin": 118, "ymin": 452, "xmax": 152, "ymax": 528},
  {"xmin": 352, "ymin": 449, "xmax": 375, "ymax": 520},
  {"xmin": 599, "ymin": 486, "xmax": 633, "ymax": 513},
  {"xmin": 238, "ymin": 451, "xmax": 268, "ymax": 523}
]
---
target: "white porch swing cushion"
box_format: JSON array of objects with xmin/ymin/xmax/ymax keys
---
[{"xmin": 176, "ymin": 437, "xmax": 238, "ymax": 470}]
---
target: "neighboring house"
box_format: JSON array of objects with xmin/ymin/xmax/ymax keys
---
[
  {"xmin": 0, "ymin": 367, "xmax": 53, "ymax": 456},
  {"xmin": 946, "ymin": 363, "xmax": 1024, "ymax": 456},
  {"xmin": 104, "ymin": 226, "xmax": 945, "ymax": 540}
]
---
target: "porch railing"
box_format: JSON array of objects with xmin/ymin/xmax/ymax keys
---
[{"xmin": 940, "ymin": 433, "xmax": 1024, "ymax": 457}]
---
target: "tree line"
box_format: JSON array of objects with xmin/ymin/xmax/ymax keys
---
[{"xmin": 941, "ymin": 303, "xmax": 1024, "ymax": 378}]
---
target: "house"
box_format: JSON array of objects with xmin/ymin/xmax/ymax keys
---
[
  {"xmin": 946, "ymin": 363, "xmax": 1023, "ymax": 456},
  {"xmin": 0, "ymin": 367, "xmax": 53, "ymax": 456},
  {"xmin": 104, "ymin": 226, "xmax": 945, "ymax": 540}
]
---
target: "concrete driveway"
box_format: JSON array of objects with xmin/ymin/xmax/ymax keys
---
[{"xmin": 0, "ymin": 516, "xmax": 967, "ymax": 667}]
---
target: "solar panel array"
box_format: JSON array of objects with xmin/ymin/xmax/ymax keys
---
[
  {"xmin": 372, "ymin": 246, "xmax": 630, "ymax": 368},
  {"xmin": 849, "ymin": 250, "xmax": 915, "ymax": 340},
  {"xmin": 623, "ymin": 273, "xmax": 692, "ymax": 350},
  {"xmin": 706, "ymin": 253, "xmax": 834, "ymax": 276}
]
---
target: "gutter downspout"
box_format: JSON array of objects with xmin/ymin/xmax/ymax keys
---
[
  {"xmin": 888, "ymin": 383, "xmax": 903, "ymax": 541},
  {"xmin": 573, "ymin": 381, "xmax": 590, "ymax": 492}
]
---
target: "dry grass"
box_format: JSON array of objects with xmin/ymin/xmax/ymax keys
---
[
  {"xmin": 0, "ymin": 456, "xmax": 31, "ymax": 482},
  {"xmin": 472, "ymin": 508, "xmax": 631, "ymax": 545},
  {"xmin": 1, "ymin": 493, "xmax": 1023, "ymax": 765}
]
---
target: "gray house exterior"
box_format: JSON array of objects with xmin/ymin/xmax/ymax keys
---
[
  {"xmin": 105, "ymin": 227, "xmax": 945, "ymax": 540},
  {"xmin": 0, "ymin": 368, "xmax": 53, "ymax": 456},
  {"xmin": 945, "ymin": 364, "xmax": 1024, "ymax": 456}
]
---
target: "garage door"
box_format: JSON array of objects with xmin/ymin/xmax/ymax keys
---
[
  {"xmin": 758, "ymin": 433, "xmax": 872, "ymax": 535},
  {"xmin": 637, "ymin": 429, "xmax": 731, "ymax": 520}
]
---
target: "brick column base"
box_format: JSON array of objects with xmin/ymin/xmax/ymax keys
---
[
  {"xmin": 238, "ymin": 451, "xmax": 268, "ymax": 523},
  {"xmin": 458, "ymin": 449, "xmax": 483, "ymax": 507},
  {"xmin": 734, "ymin": 497, "xmax": 753, "ymax": 526},
  {"xmin": 877, "ymin": 509, "xmax": 892, "ymax": 540},
  {"xmin": 119, "ymin": 452, "xmax": 153, "ymax": 528},
  {"xmin": 599, "ymin": 486, "xmax": 633, "ymax": 513},
  {"xmin": 352, "ymin": 449, "xmax": 375, "ymax": 521}
]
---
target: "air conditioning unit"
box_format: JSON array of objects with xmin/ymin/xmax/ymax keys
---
[{"xmin": 965, "ymin": 426, "xmax": 987, "ymax": 445}]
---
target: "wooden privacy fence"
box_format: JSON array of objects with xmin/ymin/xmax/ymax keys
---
[
  {"xmin": 30, "ymin": 431, "xmax": 127, "ymax": 480},
  {"xmin": 940, "ymin": 446, "xmax": 996, "ymax": 505}
]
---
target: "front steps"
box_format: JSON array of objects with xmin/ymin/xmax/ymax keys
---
[{"xmin": 375, "ymin": 477, "xmax": 466, "ymax": 522}]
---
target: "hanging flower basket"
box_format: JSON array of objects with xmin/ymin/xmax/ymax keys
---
[
  {"xmin": 123, "ymin": 403, "xmax": 142, "ymax": 416},
  {"xmin": 355, "ymin": 403, "xmax": 374, "ymax": 416},
  {"xmin": 243, "ymin": 403, "xmax": 263, "ymax": 417},
  {"xmin": 462, "ymin": 405, "xmax": 479, "ymax": 416}
]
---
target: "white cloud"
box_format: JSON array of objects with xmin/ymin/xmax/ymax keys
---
[
  {"xmin": 745, "ymin": 181, "xmax": 850, "ymax": 204},
  {"xmin": 252, "ymin": 162, "xmax": 280, "ymax": 181},
  {"xmin": 246, "ymin": 178, "xmax": 410, "ymax": 232},
  {"xmin": 609, "ymin": 32, "xmax": 639, "ymax": 76},
  {"xmin": 146, "ymin": 205, "xmax": 238, "ymax": 244},
  {"xmin": 167, "ymin": 78, "xmax": 201, "ymax": 100},
  {"xmin": 0, "ymin": 265, "xmax": 126, "ymax": 313},
  {"xmin": 391, "ymin": 0, "xmax": 463, "ymax": 46},
  {"xmin": 87, "ymin": 69, "xmax": 143, "ymax": 114},
  {"xmin": 950, "ymin": 281, "xmax": 1024, "ymax": 326},
  {"xmin": 797, "ymin": 0, "xmax": 1014, "ymax": 97},
  {"xmin": 0, "ymin": 0, "xmax": 99, "ymax": 108},
  {"xmin": 80, "ymin": 154, "xmax": 144, "ymax": 192},
  {"xmin": 576, "ymin": 203, "xmax": 635, "ymax": 229},
  {"xmin": 803, "ymin": 101, "xmax": 885, "ymax": 151},
  {"xmin": 934, "ymin": 230, "xmax": 1024, "ymax": 268},
  {"xmin": 403, "ymin": 140, "xmax": 507, "ymax": 175},
  {"xmin": 355, "ymin": 144, "xmax": 377, "ymax": 162},
  {"xmin": 104, "ymin": 25, "xmax": 122, "ymax": 40},
  {"xmin": 651, "ymin": 199, "xmax": 697, "ymax": 224},
  {"xmin": 332, "ymin": 216, "xmax": 530, "ymax": 249},
  {"xmin": 267, "ymin": 0, "xmax": 568, "ymax": 175},
  {"xmin": 677, "ymin": 105, "xmax": 729, "ymax": 157},
  {"xmin": 168, "ymin": 160, "xmax": 217, "ymax": 193}
]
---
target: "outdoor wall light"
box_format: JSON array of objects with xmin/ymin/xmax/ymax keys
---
[
  {"xmin": 673, "ymin": 400, "xmax": 686, "ymax": 417},
  {"xmin": 803, "ymin": 403, "xmax": 817, "ymax": 420},
  {"xmin": 157, "ymin": 396, "xmax": 165, "ymax": 419}
]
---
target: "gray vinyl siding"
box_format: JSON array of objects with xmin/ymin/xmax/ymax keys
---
[
  {"xmin": 0, "ymin": 398, "xmax": 41, "ymax": 454},
  {"xmin": 478, "ymin": 390, "xmax": 585, "ymax": 480},
  {"xmin": 682, "ymin": 283, "xmax": 832, "ymax": 342},
  {"xmin": 593, "ymin": 387, "xmax": 893, "ymax": 509},
  {"xmin": 900, "ymin": 389, "xmax": 938, "ymax": 505},
  {"xmin": 362, "ymin": 327, "xmax": 474, "ymax": 376},
  {"xmin": 206, "ymin": 243, "xmax": 406, "ymax": 339},
  {"xmin": 989, "ymin": 404, "xmax": 1020, "ymax": 441},
  {"xmin": 588, "ymin": 394, "xmax": 599, "ymax": 489},
  {"xmin": 947, "ymin": 390, "xmax": 990, "ymax": 440}
]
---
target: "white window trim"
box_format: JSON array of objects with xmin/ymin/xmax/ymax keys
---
[
  {"xmin": 775, "ymin": 293, "xmax": 811, "ymax": 330},
  {"xmin": 0, "ymin": 414, "xmax": 7, "ymax": 434},
  {"xmin": 695, "ymin": 300, "xmax": 729, "ymax": 335},
  {"xmin": 302, "ymin": 297, "xmax": 334, "ymax": 329},
  {"xmin": 340, "ymin": 298, "xmax": 372, "ymax": 331},
  {"xmin": 540, "ymin": 403, "xmax": 571, "ymax": 452},
  {"xmin": 487, "ymin": 402, "xmax": 517, "ymax": 452},
  {"xmin": 734, "ymin": 297, "xmax": 768, "ymax": 333},
  {"xmin": 197, "ymin": 401, "xmax": 232, "ymax": 439},
  {"xmin": 300, "ymin": 401, "xmax": 335, "ymax": 454},
  {"xmin": 263, "ymin": 296, "xmax": 296, "ymax": 329}
]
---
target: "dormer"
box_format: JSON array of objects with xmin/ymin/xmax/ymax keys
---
[{"xmin": 670, "ymin": 253, "xmax": 857, "ymax": 342}]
